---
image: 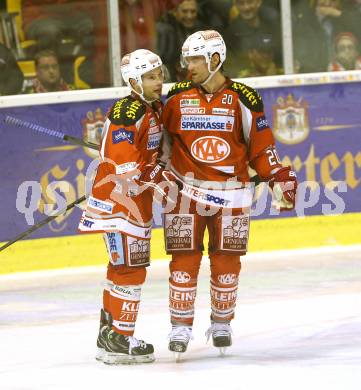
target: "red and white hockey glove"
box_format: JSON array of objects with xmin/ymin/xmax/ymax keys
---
[
  {"xmin": 139, "ymin": 163, "xmax": 165, "ymax": 186},
  {"xmin": 269, "ymin": 167, "xmax": 297, "ymax": 211}
]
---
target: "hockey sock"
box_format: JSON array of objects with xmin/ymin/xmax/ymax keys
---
[
  {"xmin": 169, "ymin": 279, "xmax": 197, "ymax": 325},
  {"xmin": 210, "ymin": 278, "xmax": 238, "ymax": 322},
  {"xmin": 109, "ymin": 284, "xmax": 141, "ymax": 336}
]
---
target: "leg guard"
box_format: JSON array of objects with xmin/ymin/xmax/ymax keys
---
[
  {"xmin": 102, "ymin": 278, "xmax": 113, "ymax": 314},
  {"xmin": 109, "ymin": 283, "xmax": 142, "ymax": 336},
  {"xmin": 209, "ymin": 254, "xmax": 241, "ymax": 322},
  {"xmin": 106, "ymin": 263, "xmax": 147, "ymax": 336},
  {"xmin": 169, "ymin": 252, "xmax": 202, "ymax": 326}
]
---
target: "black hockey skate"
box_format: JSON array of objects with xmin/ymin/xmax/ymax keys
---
[
  {"xmin": 206, "ymin": 321, "xmax": 233, "ymax": 356},
  {"xmin": 103, "ymin": 330, "xmax": 155, "ymax": 365},
  {"xmin": 95, "ymin": 309, "xmax": 111, "ymax": 361},
  {"xmin": 168, "ymin": 325, "xmax": 193, "ymax": 362}
]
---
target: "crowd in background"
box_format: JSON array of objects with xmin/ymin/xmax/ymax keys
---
[{"xmin": 0, "ymin": 0, "xmax": 361, "ymax": 95}]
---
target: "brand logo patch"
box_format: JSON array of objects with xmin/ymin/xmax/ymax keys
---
[
  {"xmin": 148, "ymin": 125, "xmax": 159, "ymax": 134},
  {"xmin": 191, "ymin": 136, "xmax": 230, "ymax": 163},
  {"xmin": 221, "ymin": 215, "xmax": 249, "ymax": 252},
  {"xmin": 212, "ymin": 107, "xmax": 235, "ymax": 116},
  {"xmin": 165, "ymin": 214, "xmax": 194, "ymax": 251},
  {"xmin": 116, "ymin": 161, "xmax": 137, "ymax": 174},
  {"xmin": 147, "ymin": 132, "xmax": 162, "ymax": 150},
  {"xmin": 181, "ymin": 107, "xmax": 206, "ymax": 114},
  {"xmin": 180, "ymin": 99, "xmax": 200, "ymax": 107},
  {"xmin": 112, "ymin": 128, "xmax": 134, "ymax": 144},
  {"xmin": 256, "ymin": 116, "xmax": 269, "ymax": 131},
  {"xmin": 172, "ymin": 271, "xmax": 191, "ymax": 283},
  {"xmin": 181, "ymin": 115, "xmax": 234, "ymax": 131},
  {"xmin": 88, "ymin": 196, "xmax": 113, "ymax": 214},
  {"xmin": 218, "ymin": 273, "xmax": 237, "ymax": 285}
]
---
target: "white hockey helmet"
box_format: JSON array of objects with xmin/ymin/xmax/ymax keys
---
[
  {"xmin": 121, "ymin": 49, "xmax": 163, "ymax": 100},
  {"xmin": 181, "ymin": 30, "xmax": 226, "ymax": 83}
]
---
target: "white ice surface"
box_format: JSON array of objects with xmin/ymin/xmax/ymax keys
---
[{"xmin": 1, "ymin": 246, "xmax": 361, "ymax": 390}]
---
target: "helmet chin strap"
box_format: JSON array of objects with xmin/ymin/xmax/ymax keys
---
[
  {"xmin": 200, "ymin": 61, "xmax": 223, "ymax": 87},
  {"xmin": 132, "ymin": 85, "xmax": 157, "ymax": 104},
  {"xmin": 130, "ymin": 78, "xmax": 157, "ymax": 103}
]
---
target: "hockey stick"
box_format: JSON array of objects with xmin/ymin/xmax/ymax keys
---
[
  {"xmin": 4, "ymin": 115, "xmax": 99, "ymax": 150},
  {"xmin": 0, "ymin": 195, "xmax": 86, "ymax": 253}
]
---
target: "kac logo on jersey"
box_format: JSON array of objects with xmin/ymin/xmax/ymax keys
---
[
  {"xmin": 256, "ymin": 116, "xmax": 269, "ymax": 131},
  {"xmin": 112, "ymin": 128, "xmax": 134, "ymax": 144},
  {"xmin": 191, "ymin": 136, "xmax": 230, "ymax": 163}
]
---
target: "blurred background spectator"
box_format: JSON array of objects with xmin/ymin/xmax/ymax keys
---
[
  {"xmin": 224, "ymin": 0, "xmax": 281, "ymax": 78},
  {"xmin": 119, "ymin": 0, "xmax": 182, "ymax": 54},
  {"xmin": 238, "ymin": 33, "xmax": 282, "ymax": 77},
  {"xmin": 292, "ymin": 0, "xmax": 358, "ymax": 73},
  {"xmin": 25, "ymin": 50, "xmax": 73, "ymax": 93},
  {"xmin": 22, "ymin": 0, "xmax": 95, "ymax": 83},
  {"xmin": 196, "ymin": 0, "xmax": 232, "ymax": 35},
  {"xmin": 328, "ymin": 32, "xmax": 361, "ymax": 71},
  {"xmin": 0, "ymin": 43, "xmax": 24, "ymax": 95},
  {"xmin": 0, "ymin": 0, "xmax": 360, "ymax": 92},
  {"xmin": 21, "ymin": 0, "xmax": 108, "ymax": 88},
  {"xmin": 157, "ymin": 0, "xmax": 207, "ymax": 80}
]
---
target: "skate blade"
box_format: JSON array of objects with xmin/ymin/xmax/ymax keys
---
[
  {"xmin": 174, "ymin": 352, "xmax": 183, "ymax": 363},
  {"xmin": 95, "ymin": 347, "xmax": 106, "ymax": 361},
  {"xmin": 218, "ymin": 347, "xmax": 227, "ymax": 356},
  {"xmin": 103, "ymin": 352, "xmax": 155, "ymax": 365}
]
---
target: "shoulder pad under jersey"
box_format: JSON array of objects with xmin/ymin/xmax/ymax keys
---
[
  {"xmin": 166, "ymin": 80, "xmax": 195, "ymax": 100},
  {"xmin": 229, "ymin": 81, "xmax": 264, "ymax": 112},
  {"xmin": 108, "ymin": 96, "xmax": 146, "ymax": 126}
]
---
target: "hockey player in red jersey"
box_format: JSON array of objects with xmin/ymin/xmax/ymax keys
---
[
  {"xmin": 159, "ymin": 30, "xmax": 297, "ymax": 358},
  {"xmin": 78, "ymin": 49, "xmax": 164, "ymax": 364}
]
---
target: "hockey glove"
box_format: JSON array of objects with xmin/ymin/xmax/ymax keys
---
[
  {"xmin": 269, "ymin": 167, "xmax": 297, "ymax": 211},
  {"xmin": 139, "ymin": 163, "xmax": 165, "ymax": 185}
]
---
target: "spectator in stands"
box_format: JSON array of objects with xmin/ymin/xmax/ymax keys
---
[
  {"xmin": 119, "ymin": 0, "xmax": 182, "ymax": 54},
  {"xmin": 196, "ymin": 0, "xmax": 232, "ymax": 35},
  {"xmin": 328, "ymin": 32, "xmax": 361, "ymax": 71},
  {"xmin": 26, "ymin": 50, "xmax": 73, "ymax": 93},
  {"xmin": 157, "ymin": 0, "xmax": 207, "ymax": 80},
  {"xmin": 224, "ymin": 0, "xmax": 281, "ymax": 78},
  {"xmin": 21, "ymin": 0, "xmax": 105, "ymax": 87},
  {"xmin": 292, "ymin": 0, "xmax": 356, "ymax": 73},
  {"xmin": 22, "ymin": 0, "xmax": 94, "ymax": 58},
  {"xmin": 238, "ymin": 33, "xmax": 282, "ymax": 77},
  {"xmin": 0, "ymin": 44, "xmax": 24, "ymax": 96}
]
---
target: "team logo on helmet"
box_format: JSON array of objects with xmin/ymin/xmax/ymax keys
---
[
  {"xmin": 191, "ymin": 136, "xmax": 230, "ymax": 163},
  {"xmin": 200, "ymin": 30, "xmax": 221, "ymax": 41}
]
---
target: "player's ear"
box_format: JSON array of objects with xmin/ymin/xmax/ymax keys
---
[
  {"xmin": 210, "ymin": 53, "xmax": 220, "ymax": 71},
  {"xmin": 129, "ymin": 78, "xmax": 137, "ymax": 89}
]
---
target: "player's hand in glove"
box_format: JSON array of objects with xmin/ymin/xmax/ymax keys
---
[
  {"xmin": 269, "ymin": 166, "xmax": 297, "ymax": 211},
  {"xmin": 139, "ymin": 163, "xmax": 165, "ymax": 186}
]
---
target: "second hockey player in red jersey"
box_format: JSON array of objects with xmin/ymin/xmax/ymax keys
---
[
  {"xmin": 158, "ymin": 30, "xmax": 298, "ymax": 358},
  {"xmin": 79, "ymin": 49, "xmax": 165, "ymax": 364}
]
